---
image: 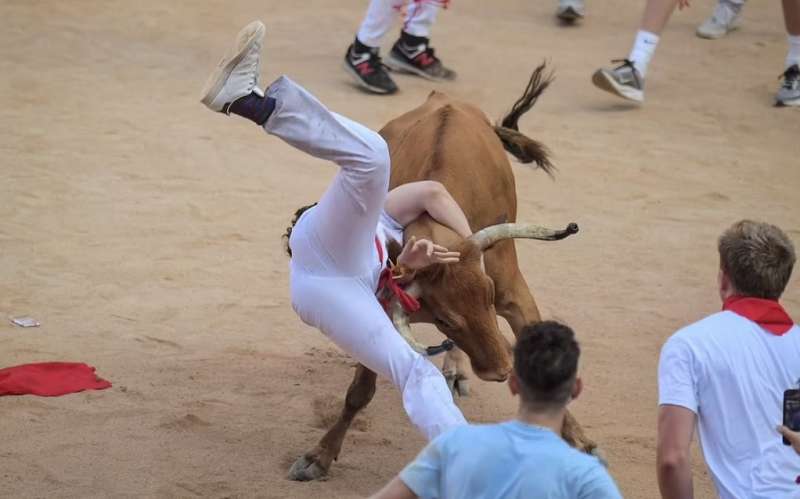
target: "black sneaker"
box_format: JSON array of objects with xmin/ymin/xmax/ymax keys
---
[
  {"xmin": 343, "ymin": 42, "xmax": 398, "ymax": 95},
  {"xmin": 386, "ymin": 33, "xmax": 456, "ymax": 81}
]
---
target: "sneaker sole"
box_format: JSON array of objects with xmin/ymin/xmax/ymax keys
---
[
  {"xmin": 385, "ymin": 53, "xmax": 455, "ymax": 82},
  {"xmin": 200, "ymin": 20, "xmax": 266, "ymax": 110},
  {"xmin": 592, "ymin": 69, "xmax": 644, "ymax": 103},
  {"xmin": 696, "ymin": 24, "xmax": 739, "ymax": 40},
  {"xmin": 775, "ymin": 97, "xmax": 800, "ymax": 107},
  {"xmin": 341, "ymin": 61, "xmax": 397, "ymax": 94},
  {"xmin": 557, "ymin": 7, "xmax": 584, "ymax": 21}
]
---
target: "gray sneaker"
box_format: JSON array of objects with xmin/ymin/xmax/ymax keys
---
[
  {"xmin": 556, "ymin": 0, "xmax": 585, "ymax": 22},
  {"xmin": 592, "ymin": 59, "xmax": 644, "ymax": 103},
  {"xmin": 776, "ymin": 64, "xmax": 800, "ymax": 107},
  {"xmin": 696, "ymin": 2, "xmax": 741, "ymax": 39}
]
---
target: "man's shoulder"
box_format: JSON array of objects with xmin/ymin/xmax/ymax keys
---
[{"xmin": 668, "ymin": 310, "xmax": 742, "ymax": 345}]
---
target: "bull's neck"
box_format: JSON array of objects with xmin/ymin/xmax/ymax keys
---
[{"xmin": 403, "ymin": 214, "xmax": 464, "ymax": 249}]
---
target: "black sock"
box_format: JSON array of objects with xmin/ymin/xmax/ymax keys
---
[
  {"xmin": 226, "ymin": 93, "xmax": 276, "ymax": 126},
  {"xmin": 399, "ymin": 31, "xmax": 428, "ymax": 47},
  {"xmin": 353, "ymin": 36, "xmax": 376, "ymax": 55}
]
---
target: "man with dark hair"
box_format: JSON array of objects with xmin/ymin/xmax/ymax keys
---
[
  {"xmin": 370, "ymin": 321, "xmax": 621, "ymax": 499},
  {"xmin": 657, "ymin": 220, "xmax": 800, "ymax": 498}
]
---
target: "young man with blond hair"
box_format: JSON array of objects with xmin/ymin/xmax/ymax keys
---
[{"xmin": 657, "ymin": 220, "xmax": 800, "ymax": 498}]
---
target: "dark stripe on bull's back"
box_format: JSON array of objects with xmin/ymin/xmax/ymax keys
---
[{"xmin": 426, "ymin": 104, "xmax": 454, "ymax": 177}]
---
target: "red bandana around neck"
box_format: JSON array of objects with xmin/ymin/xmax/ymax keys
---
[
  {"xmin": 722, "ymin": 296, "xmax": 795, "ymax": 336},
  {"xmin": 375, "ymin": 237, "xmax": 421, "ymax": 314}
]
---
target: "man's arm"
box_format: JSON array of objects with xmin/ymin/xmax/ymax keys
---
[
  {"xmin": 657, "ymin": 404, "xmax": 697, "ymax": 499},
  {"xmin": 369, "ymin": 476, "xmax": 418, "ymax": 499},
  {"xmin": 384, "ymin": 181, "xmax": 472, "ymax": 238}
]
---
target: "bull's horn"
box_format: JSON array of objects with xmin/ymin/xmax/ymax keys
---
[
  {"xmin": 389, "ymin": 283, "xmax": 427, "ymax": 355},
  {"xmin": 469, "ymin": 222, "xmax": 579, "ymax": 251},
  {"xmin": 389, "ymin": 284, "xmax": 455, "ymax": 356}
]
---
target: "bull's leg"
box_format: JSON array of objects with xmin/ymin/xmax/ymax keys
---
[
  {"xmin": 482, "ymin": 240, "xmax": 542, "ymax": 338},
  {"xmin": 288, "ymin": 364, "xmax": 377, "ymax": 481},
  {"xmin": 441, "ymin": 347, "xmax": 470, "ymax": 397},
  {"xmin": 483, "ymin": 241, "xmax": 599, "ymax": 456}
]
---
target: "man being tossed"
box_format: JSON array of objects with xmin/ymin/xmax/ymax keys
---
[
  {"xmin": 657, "ymin": 220, "xmax": 800, "ymax": 498},
  {"xmin": 371, "ymin": 321, "xmax": 622, "ymax": 499}
]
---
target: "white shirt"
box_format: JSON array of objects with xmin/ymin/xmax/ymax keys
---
[
  {"xmin": 372, "ymin": 210, "xmax": 405, "ymax": 289},
  {"xmin": 658, "ymin": 310, "xmax": 800, "ymax": 499}
]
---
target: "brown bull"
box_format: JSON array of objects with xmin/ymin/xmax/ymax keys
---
[{"xmin": 289, "ymin": 64, "xmax": 596, "ymax": 482}]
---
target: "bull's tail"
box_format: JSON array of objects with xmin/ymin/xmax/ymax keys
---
[{"xmin": 494, "ymin": 62, "xmax": 555, "ymax": 176}]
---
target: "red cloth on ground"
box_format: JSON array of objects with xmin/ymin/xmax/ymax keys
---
[
  {"xmin": 0, "ymin": 362, "xmax": 111, "ymax": 397},
  {"xmin": 722, "ymin": 296, "xmax": 795, "ymax": 336}
]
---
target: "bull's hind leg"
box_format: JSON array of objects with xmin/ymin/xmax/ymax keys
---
[
  {"xmin": 483, "ymin": 241, "xmax": 598, "ymax": 455},
  {"xmin": 288, "ymin": 364, "xmax": 377, "ymax": 481}
]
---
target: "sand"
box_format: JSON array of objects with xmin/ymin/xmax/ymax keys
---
[{"xmin": 1, "ymin": 0, "xmax": 798, "ymax": 497}]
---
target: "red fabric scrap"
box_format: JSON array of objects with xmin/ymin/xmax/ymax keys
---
[
  {"xmin": 722, "ymin": 296, "xmax": 795, "ymax": 336},
  {"xmin": 0, "ymin": 362, "xmax": 112, "ymax": 397}
]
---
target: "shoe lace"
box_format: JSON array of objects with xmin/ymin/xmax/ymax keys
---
[{"xmin": 610, "ymin": 58, "xmax": 642, "ymax": 87}]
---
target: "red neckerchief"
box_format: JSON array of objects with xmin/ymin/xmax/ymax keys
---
[
  {"xmin": 375, "ymin": 237, "xmax": 420, "ymax": 314},
  {"xmin": 722, "ymin": 295, "xmax": 794, "ymax": 336}
]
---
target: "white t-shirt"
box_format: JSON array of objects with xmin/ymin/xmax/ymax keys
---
[
  {"xmin": 658, "ymin": 310, "xmax": 800, "ymax": 499},
  {"xmin": 371, "ymin": 210, "xmax": 405, "ymax": 289}
]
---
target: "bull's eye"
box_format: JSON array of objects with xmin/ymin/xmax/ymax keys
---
[{"xmin": 433, "ymin": 317, "xmax": 453, "ymax": 331}]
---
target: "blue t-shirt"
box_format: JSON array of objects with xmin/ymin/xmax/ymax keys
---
[{"xmin": 400, "ymin": 421, "xmax": 622, "ymax": 499}]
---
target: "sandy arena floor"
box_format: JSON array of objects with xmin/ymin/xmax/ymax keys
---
[{"xmin": 1, "ymin": 0, "xmax": 798, "ymax": 497}]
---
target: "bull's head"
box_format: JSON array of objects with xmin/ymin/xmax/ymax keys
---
[{"xmin": 390, "ymin": 222, "xmax": 578, "ymax": 383}]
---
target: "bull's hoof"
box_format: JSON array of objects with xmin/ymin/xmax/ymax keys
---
[
  {"xmin": 445, "ymin": 374, "xmax": 470, "ymax": 398},
  {"xmin": 288, "ymin": 455, "xmax": 329, "ymax": 482}
]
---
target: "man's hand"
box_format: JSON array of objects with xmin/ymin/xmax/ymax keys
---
[
  {"xmin": 397, "ymin": 236, "xmax": 460, "ymax": 271},
  {"xmin": 778, "ymin": 425, "xmax": 800, "ymax": 455}
]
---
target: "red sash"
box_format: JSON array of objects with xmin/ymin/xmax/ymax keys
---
[
  {"xmin": 722, "ymin": 296, "xmax": 794, "ymax": 336},
  {"xmin": 375, "ymin": 237, "xmax": 420, "ymax": 314}
]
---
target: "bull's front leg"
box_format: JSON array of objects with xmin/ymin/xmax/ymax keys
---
[
  {"xmin": 442, "ymin": 347, "xmax": 470, "ymax": 397},
  {"xmin": 561, "ymin": 410, "xmax": 598, "ymax": 455},
  {"xmin": 288, "ymin": 364, "xmax": 377, "ymax": 481}
]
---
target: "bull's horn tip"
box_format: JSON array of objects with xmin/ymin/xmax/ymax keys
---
[{"xmin": 566, "ymin": 223, "xmax": 579, "ymax": 234}]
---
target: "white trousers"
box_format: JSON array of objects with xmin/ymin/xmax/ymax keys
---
[
  {"xmin": 357, "ymin": 0, "xmax": 443, "ymax": 47},
  {"xmin": 264, "ymin": 76, "xmax": 466, "ymax": 440}
]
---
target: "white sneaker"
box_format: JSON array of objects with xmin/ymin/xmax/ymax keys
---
[
  {"xmin": 201, "ymin": 20, "xmax": 266, "ymax": 112},
  {"xmin": 696, "ymin": 2, "xmax": 741, "ymax": 40},
  {"xmin": 556, "ymin": 0, "xmax": 585, "ymax": 22}
]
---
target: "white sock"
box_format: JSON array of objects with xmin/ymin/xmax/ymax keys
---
[
  {"xmin": 628, "ymin": 30, "xmax": 660, "ymax": 77},
  {"xmin": 787, "ymin": 35, "xmax": 800, "ymax": 70}
]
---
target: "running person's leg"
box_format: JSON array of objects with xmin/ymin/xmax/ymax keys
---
[
  {"xmin": 592, "ymin": 0, "xmax": 684, "ymax": 103},
  {"xmin": 696, "ymin": 0, "xmax": 745, "ymax": 39},
  {"xmin": 403, "ymin": 0, "xmax": 439, "ymax": 38},
  {"xmin": 345, "ymin": 0, "xmax": 400, "ymax": 94},
  {"xmin": 386, "ymin": 1, "xmax": 457, "ymax": 81}
]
